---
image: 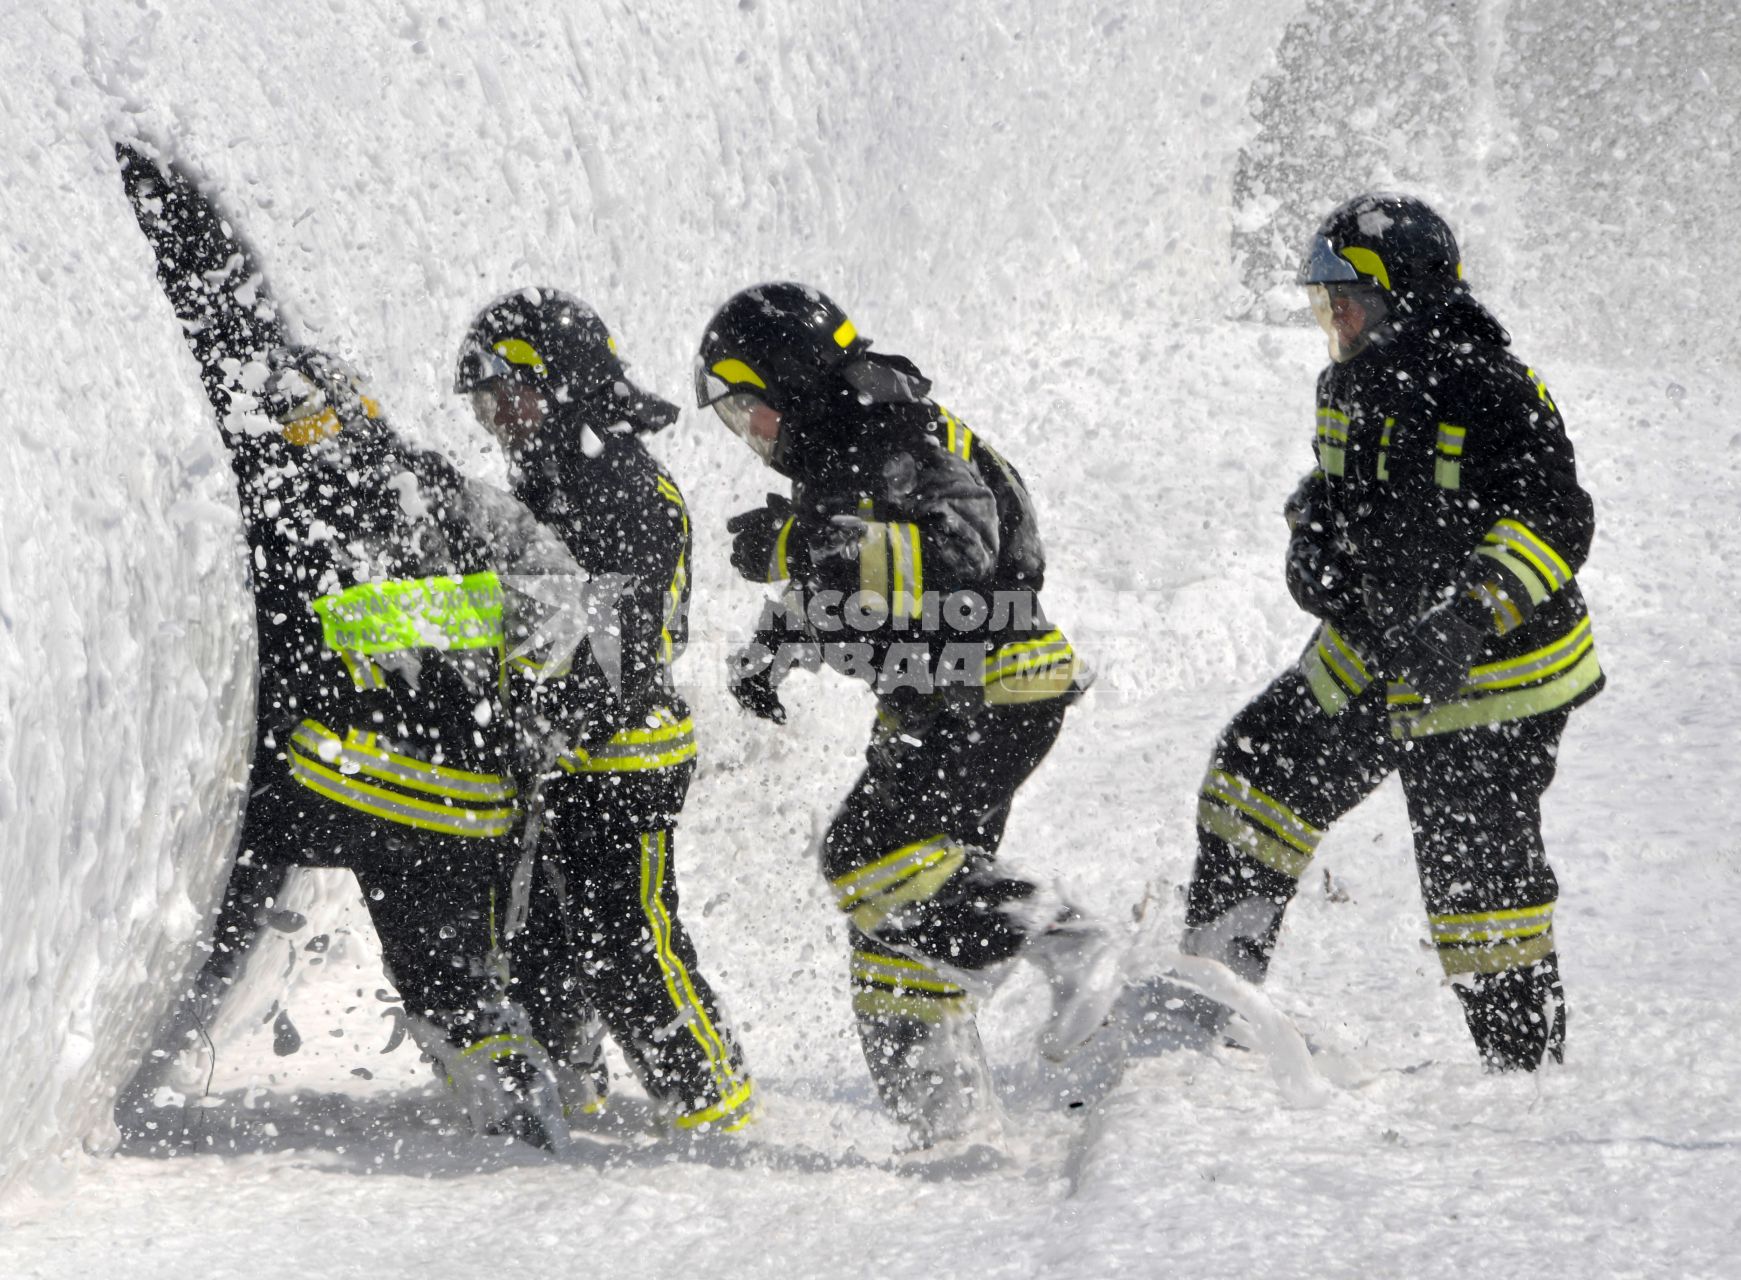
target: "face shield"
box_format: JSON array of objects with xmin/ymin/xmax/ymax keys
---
[
  {"xmin": 466, "ymin": 378, "xmax": 547, "ymax": 451},
  {"xmin": 454, "ymin": 337, "xmax": 515, "ymax": 392},
  {"xmin": 711, "ymin": 392, "xmax": 781, "ymax": 463},
  {"xmin": 1296, "ymin": 236, "xmax": 1363, "ymax": 287},
  {"xmin": 696, "ymin": 361, "xmax": 783, "ymax": 464},
  {"xmin": 1306, "ymin": 281, "xmax": 1389, "ymax": 364}
]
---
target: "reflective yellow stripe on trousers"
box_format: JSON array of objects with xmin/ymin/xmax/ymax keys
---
[
  {"xmin": 1429, "ymin": 902, "xmax": 1556, "ymax": 976},
  {"xmin": 639, "ymin": 830, "xmax": 754, "ymax": 1130},
  {"xmin": 1197, "ymin": 769, "xmax": 1323, "ymax": 879}
]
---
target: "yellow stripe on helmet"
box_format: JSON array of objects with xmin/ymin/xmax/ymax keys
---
[
  {"xmin": 710, "ymin": 358, "xmax": 766, "ymax": 389},
  {"xmin": 1339, "ymin": 246, "xmax": 1391, "ymax": 291},
  {"xmin": 493, "ymin": 338, "xmax": 546, "ymax": 375}
]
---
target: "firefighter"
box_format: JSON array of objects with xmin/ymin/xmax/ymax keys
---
[
  {"xmin": 695, "ymin": 282, "xmax": 1119, "ymax": 1147},
  {"xmin": 1157, "ymin": 193, "xmax": 1602, "ymax": 1070},
  {"xmin": 113, "ymin": 144, "xmax": 574, "ymax": 1151},
  {"xmin": 455, "ymin": 288, "xmax": 754, "ymax": 1135}
]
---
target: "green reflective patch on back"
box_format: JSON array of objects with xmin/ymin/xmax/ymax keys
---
[{"xmin": 311, "ymin": 571, "xmax": 505, "ymax": 655}]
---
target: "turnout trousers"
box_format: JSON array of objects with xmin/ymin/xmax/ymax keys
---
[
  {"xmin": 119, "ymin": 763, "xmax": 521, "ymax": 1128},
  {"xmin": 511, "ymin": 758, "xmax": 754, "ymax": 1132},
  {"xmin": 1183, "ymin": 662, "xmax": 1571, "ymax": 1069},
  {"xmin": 822, "ymin": 695, "xmax": 1070, "ymax": 1140}
]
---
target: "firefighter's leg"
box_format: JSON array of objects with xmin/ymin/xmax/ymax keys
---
[
  {"xmin": 508, "ymin": 853, "xmax": 609, "ymax": 1117},
  {"xmin": 533, "ymin": 764, "xmax": 754, "ymax": 1134},
  {"xmin": 116, "ymin": 786, "xmax": 299, "ymax": 1132},
  {"xmin": 1182, "ymin": 665, "xmax": 1393, "ymax": 987},
  {"xmin": 849, "ymin": 929, "xmax": 995, "ymax": 1148},
  {"xmin": 1399, "ymin": 710, "xmax": 1570, "ymax": 1070},
  {"xmin": 823, "ymin": 699, "xmax": 1080, "ymax": 1140},
  {"xmin": 352, "ymin": 825, "xmax": 571, "ymax": 1152},
  {"xmin": 825, "ymin": 699, "xmax": 1072, "ymax": 974}
]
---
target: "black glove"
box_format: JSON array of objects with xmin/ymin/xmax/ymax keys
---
[
  {"xmin": 1285, "ymin": 528, "xmax": 1358, "ymax": 620},
  {"xmin": 726, "ymin": 493, "xmax": 794, "ymax": 582},
  {"xmin": 1384, "ymin": 593, "xmax": 1489, "ymax": 702},
  {"xmin": 726, "ymin": 635, "xmax": 788, "ymax": 725}
]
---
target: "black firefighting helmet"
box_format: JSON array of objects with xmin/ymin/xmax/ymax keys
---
[
  {"xmin": 693, "ymin": 282, "xmax": 874, "ymax": 416},
  {"xmin": 1297, "ymin": 193, "xmax": 1464, "ymax": 306},
  {"xmin": 455, "ymin": 287, "xmax": 678, "ymax": 434}
]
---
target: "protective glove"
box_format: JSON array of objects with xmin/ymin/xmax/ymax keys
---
[
  {"xmin": 1285, "ymin": 528, "xmax": 1358, "ymax": 620},
  {"xmin": 726, "ymin": 633, "xmax": 788, "ymax": 725},
  {"xmin": 726, "ymin": 493, "xmax": 795, "ymax": 582},
  {"xmin": 1384, "ymin": 592, "xmax": 1489, "ymax": 702},
  {"xmin": 1282, "ymin": 483, "xmax": 1358, "ymax": 621}
]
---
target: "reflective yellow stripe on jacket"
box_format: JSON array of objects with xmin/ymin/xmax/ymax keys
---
[
  {"xmin": 857, "ymin": 519, "xmax": 924, "ymax": 624},
  {"xmin": 1388, "ymin": 617, "xmax": 1601, "ymax": 738},
  {"xmin": 983, "ymin": 629, "xmax": 1080, "ymax": 705},
  {"xmin": 655, "ymin": 475, "xmax": 690, "ymax": 666},
  {"xmin": 1315, "ymin": 408, "xmax": 1349, "ymax": 477},
  {"xmin": 1301, "ymin": 623, "xmax": 1373, "ymax": 716},
  {"xmin": 1475, "ymin": 517, "xmax": 1574, "ymax": 606},
  {"xmin": 287, "ymin": 720, "xmax": 517, "ymax": 838}
]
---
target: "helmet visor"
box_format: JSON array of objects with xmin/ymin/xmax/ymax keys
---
[
  {"xmin": 455, "ymin": 338, "xmax": 514, "ymax": 392},
  {"xmin": 1297, "ymin": 236, "xmax": 1363, "ymax": 287},
  {"xmin": 711, "ymin": 392, "xmax": 780, "ymax": 463}
]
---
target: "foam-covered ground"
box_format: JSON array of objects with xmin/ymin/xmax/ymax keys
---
[{"xmin": 3, "ymin": 3, "xmax": 1739, "ymax": 1277}]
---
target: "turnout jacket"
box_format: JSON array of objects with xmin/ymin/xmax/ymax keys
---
[
  {"xmin": 233, "ymin": 411, "xmax": 527, "ymax": 838},
  {"xmin": 757, "ymin": 388, "xmax": 1081, "ymax": 710},
  {"xmin": 505, "ymin": 422, "xmax": 696, "ymax": 776},
  {"xmin": 1291, "ymin": 296, "xmax": 1603, "ymax": 737},
  {"xmin": 113, "ymin": 141, "xmax": 584, "ymax": 839}
]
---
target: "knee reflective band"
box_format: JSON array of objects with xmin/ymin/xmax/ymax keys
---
[
  {"xmin": 983, "ymin": 630, "xmax": 1080, "ymax": 705},
  {"xmin": 639, "ymin": 830, "xmax": 752, "ymax": 1128},
  {"xmin": 558, "ymin": 707, "xmax": 697, "ymax": 774},
  {"xmin": 832, "ymin": 835, "xmax": 967, "ymax": 934},
  {"xmin": 1315, "ymin": 408, "xmax": 1348, "ymax": 477},
  {"xmin": 851, "ymin": 947, "xmax": 970, "ymax": 1025},
  {"xmin": 1430, "ymin": 902, "xmax": 1555, "ymax": 976},
  {"xmin": 1197, "ymin": 770, "xmax": 1324, "ymax": 880},
  {"xmin": 287, "ymin": 721, "xmax": 517, "ymax": 837},
  {"xmin": 857, "ymin": 520, "xmax": 925, "ymax": 625},
  {"xmin": 1387, "ymin": 617, "xmax": 1600, "ymax": 738},
  {"xmin": 1475, "ymin": 518, "xmax": 1573, "ymax": 607},
  {"xmin": 1301, "ymin": 623, "xmax": 1373, "ymax": 716},
  {"xmin": 310, "ymin": 571, "xmax": 506, "ymax": 656}
]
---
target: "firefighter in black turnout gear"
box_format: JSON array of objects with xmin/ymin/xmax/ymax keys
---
[
  {"xmin": 697, "ymin": 283, "xmax": 1117, "ymax": 1146},
  {"xmin": 456, "ymin": 288, "xmax": 754, "ymax": 1133},
  {"xmin": 1168, "ymin": 194, "xmax": 1602, "ymax": 1070},
  {"xmin": 113, "ymin": 143, "xmax": 577, "ymax": 1150}
]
